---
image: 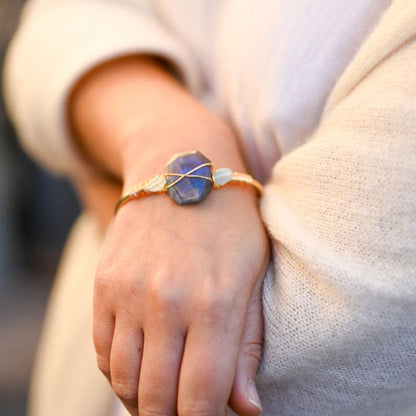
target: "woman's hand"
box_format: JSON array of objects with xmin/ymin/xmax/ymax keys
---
[
  {"xmin": 94, "ymin": 185, "xmax": 268, "ymax": 416},
  {"xmin": 68, "ymin": 55, "xmax": 269, "ymax": 415}
]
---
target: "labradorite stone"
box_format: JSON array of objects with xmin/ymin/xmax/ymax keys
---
[{"xmin": 165, "ymin": 151, "xmax": 212, "ymax": 205}]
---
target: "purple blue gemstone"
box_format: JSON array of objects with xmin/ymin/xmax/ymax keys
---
[{"xmin": 165, "ymin": 151, "xmax": 212, "ymax": 205}]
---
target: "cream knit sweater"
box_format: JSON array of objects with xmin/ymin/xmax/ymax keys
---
[{"xmin": 4, "ymin": 1, "xmax": 416, "ymax": 415}]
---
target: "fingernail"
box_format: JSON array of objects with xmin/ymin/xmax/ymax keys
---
[{"xmin": 248, "ymin": 379, "xmax": 263, "ymax": 412}]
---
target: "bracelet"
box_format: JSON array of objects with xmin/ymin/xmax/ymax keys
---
[{"xmin": 115, "ymin": 150, "xmax": 263, "ymax": 214}]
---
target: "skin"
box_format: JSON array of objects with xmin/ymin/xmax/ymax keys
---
[{"xmin": 68, "ymin": 56, "xmax": 269, "ymax": 416}]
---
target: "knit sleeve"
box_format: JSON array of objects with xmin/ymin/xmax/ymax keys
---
[
  {"xmin": 257, "ymin": 8, "xmax": 416, "ymax": 416},
  {"xmin": 3, "ymin": 0, "xmax": 202, "ymax": 177}
]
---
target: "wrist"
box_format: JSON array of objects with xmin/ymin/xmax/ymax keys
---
[
  {"xmin": 119, "ymin": 116, "xmax": 248, "ymax": 193},
  {"xmin": 116, "ymin": 149, "xmax": 263, "ymax": 213},
  {"xmin": 69, "ymin": 54, "xmax": 250, "ymax": 191}
]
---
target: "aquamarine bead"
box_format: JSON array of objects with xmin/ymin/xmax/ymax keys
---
[{"xmin": 165, "ymin": 151, "xmax": 212, "ymax": 205}]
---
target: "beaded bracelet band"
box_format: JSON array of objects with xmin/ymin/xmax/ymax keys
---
[{"xmin": 115, "ymin": 150, "xmax": 263, "ymax": 214}]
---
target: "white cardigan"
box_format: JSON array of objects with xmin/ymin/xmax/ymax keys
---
[{"xmin": 4, "ymin": 1, "xmax": 416, "ymax": 415}]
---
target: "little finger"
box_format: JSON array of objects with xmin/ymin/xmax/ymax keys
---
[{"xmin": 110, "ymin": 319, "xmax": 144, "ymax": 414}]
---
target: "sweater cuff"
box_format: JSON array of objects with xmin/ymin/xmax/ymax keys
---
[{"xmin": 4, "ymin": 0, "xmax": 202, "ymax": 177}]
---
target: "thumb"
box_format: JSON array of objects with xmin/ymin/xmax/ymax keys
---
[{"xmin": 228, "ymin": 276, "xmax": 264, "ymax": 416}]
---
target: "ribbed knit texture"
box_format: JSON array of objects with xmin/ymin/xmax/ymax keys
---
[{"xmin": 258, "ymin": 3, "xmax": 416, "ymax": 414}]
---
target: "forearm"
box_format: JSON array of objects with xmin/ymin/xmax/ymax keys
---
[
  {"xmin": 70, "ymin": 55, "xmax": 268, "ymax": 416},
  {"xmin": 68, "ymin": 55, "xmax": 248, "ymax": 189}
]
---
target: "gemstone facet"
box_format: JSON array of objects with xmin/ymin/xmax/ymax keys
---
[
  {"xmin": 165, "ymin": 151, "xmax": 212, "ymax": 205},
  {"xmin": 145, "ymin": 174, "xmax": 166, "ymax": 192},
  {"xmin": 213, "ymin": 168, "xmax": 233, "ymax": 186}
]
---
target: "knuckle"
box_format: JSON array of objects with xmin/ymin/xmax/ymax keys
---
[
  {"xmin": 158, "ymin": 288, "xmax": 183, "ymax": 311},
  {"xmin": 139, "ymin": 401, "xmax": 170, "ymax": 416},
  {"xmin": 95, "ymin": 260, "xmax": 113, "ymax": 282},
  {"xmin": 208, "ymin": 293, "xmax": 231, "ymax": 311},
  {"xmin": 178, "ymin": 399, "xmax": 218, "ymax": 416},
  {"xmin": 149, "ymin": 276, "xmax": 185, "ymax": 312},
  {"xmin": 241, "ymin": 341, "xmax": 263, "ymax": 362},
  {"xmin": 200, "ymin": 291, "xmax": 234, "ymax": 322},
  {"xmin": 95, "ymin": 265, "xmax": 145, "ymax": 308},
  {"xmin": 112, "ymin": 381, "xmax": 137, "ymax": 406},
  {"xmin": 94, "ymin": 267, "xmax": 114, "ymax": 295}
]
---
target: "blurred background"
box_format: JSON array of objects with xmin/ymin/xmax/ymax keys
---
[{"xmin": 0, "ymin": 1, "xmax": 80, "ymax": 414}]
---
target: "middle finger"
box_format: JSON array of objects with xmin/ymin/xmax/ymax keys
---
[{"xmin": 138, "ymin": 318, "xmax": 185, "ymax": 415}]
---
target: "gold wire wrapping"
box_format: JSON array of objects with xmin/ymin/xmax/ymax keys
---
[{"xmin": 115, "ymin": 161, "xmax": 263, "ymax": 214}]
